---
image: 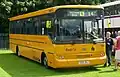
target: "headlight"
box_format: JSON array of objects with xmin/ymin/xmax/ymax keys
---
[
  {"xmin": 100, "ymin": 52, "xmax": 105, "ymax": 56},
  {"xmin": 56, "ymin": 55, "xmax": 64, "ymax": 59}
]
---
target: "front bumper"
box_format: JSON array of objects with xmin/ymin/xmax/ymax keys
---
[{"xmin": 52, "ymin": 56, "xmax": 106, "ymax": 68}]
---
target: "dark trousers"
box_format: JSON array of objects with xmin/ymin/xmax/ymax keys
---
[{"xmin": 104, "ymin": 49, "xmax": 112, "ymax": 66}]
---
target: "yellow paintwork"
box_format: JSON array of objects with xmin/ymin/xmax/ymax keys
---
[
  {"xmin": 10, "ymin": 34, "xmax": 106, "ymax": 68},
  {"xmin": 53, "ymin": 43, "xmax": 106, "ymax": 68},
  {"xmin": 9, "ymin": 34, "xmax": 54, "ymax": 61},
  {"xmin": 9, "ymin": 5, "xmax": 105, "ymax": 68},
  {"xmin": 9, "ymin": 5, "xmax": 103, "ymax": 21}
]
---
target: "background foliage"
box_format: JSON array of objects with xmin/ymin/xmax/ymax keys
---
[{"xmin": 0, "ymin": 0, "xmax": 116, "ymax": 30}]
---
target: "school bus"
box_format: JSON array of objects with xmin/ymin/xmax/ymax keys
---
[{"xmin": 9, "ymin": 5, "xmax": 106, "ymax": 68}]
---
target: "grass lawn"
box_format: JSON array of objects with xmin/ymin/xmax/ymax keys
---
[{"xmin": 0, "ymin": 50, "xmax": 119, "ymax": 77}]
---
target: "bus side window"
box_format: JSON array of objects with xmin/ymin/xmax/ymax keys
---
[
  {"xmin": 13, "ymin": 21, "xmax": 17, "ymax": 34},
  {"xmin": 21, "ymin": 20, "xmax": 24, "ymax": 34},
  {"xmin": 41, "ymin": 19, "xmax": 54, "ymax": 37},
  {"xmin": 41, "ymin": 20, "xmax": 46, "ymax": 35},
  {"xmin": 24, "ymin": 18, "xmax": 35, "ymax": 35},
  {"xmin": 41, "ymin": 20, "xmax": 53, "ymax": 35},
  {"xmin": 16, "ymin": 20, "xmax": 22, "ymax": 34},
  {"xmin": 34, "ymin": 17, "xmax": 41, "ymax": 35},
  {"xmin": 45, "ymin": 20, "xmax": 54, "ymax": 38},
  {"xmin": 10, "ymin": 22, "xmax": 14, "ymax": 34},
  {"xmin": 23, "ymin": 20, "xmax": 27, "ymax": 34}
]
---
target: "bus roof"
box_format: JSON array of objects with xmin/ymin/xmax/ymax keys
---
[
  {"xmin": 9, "ymin": 5, "xmax": 103, "ymax": 21},
  {"xmin": 100, "ymin": 1, "xmax": 120, "ymax": 7}
]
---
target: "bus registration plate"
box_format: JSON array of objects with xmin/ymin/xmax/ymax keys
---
[{"xmin": 79, "ymin": 61, "xmax": 90, "ymax": 64}]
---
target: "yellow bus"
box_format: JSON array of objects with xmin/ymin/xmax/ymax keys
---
[{"xmin": 9, "ymin": 5, "xmax": 106, "ymax": 68}]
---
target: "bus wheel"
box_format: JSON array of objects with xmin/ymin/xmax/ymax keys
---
[
  {"xmin": 16, "ymin": 46, "xmax": 20, "ymax": 57},
  {"xmin": 43, "ymin": 56, "xmax": 49, "ymax": 68}
]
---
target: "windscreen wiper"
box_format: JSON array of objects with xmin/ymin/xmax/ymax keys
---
[{"xmin": 85, "ymin": 32, "xmax": 98, "ymax": 39}]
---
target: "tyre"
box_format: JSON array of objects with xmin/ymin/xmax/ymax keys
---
[
  {"xmin": 16, "ymin": 46, "xmax": 20, "ymax": 56},
  {"xmin": 43, "ymin": 56, "xmax": 49, "ymax": 68}
]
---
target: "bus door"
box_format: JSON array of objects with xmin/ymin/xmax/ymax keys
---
[
  {"xmin": 41, "ymin": 19, "xmax": 54, "ymax": 36},
  {"xmin": 34, "ymin": 19, "xmax": 55, "ymax": 64},
  {"xmin": 83, "ymin": 19, "xmax": 104, "ymax": 53},
  {"xmin": 83, "ymin": 19, "xmax": 97, "ymax": 53}
]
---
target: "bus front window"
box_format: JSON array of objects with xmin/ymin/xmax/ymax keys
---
[
  {"xmin": 61, "ymin": 19, "xmax": 82, "ymax": 37},
  {"xmin": 55, "ymin": 19, "xmax": 83, "ymax": 43},
  {"xmin": 84, "ymin": 19, "xmax": 103, "ymax": 43},
  {"xmin": 54, "ymin": 19, "xmax": 83, "ymax": 43},
  {"xmin": 54, "ymin": 18, "xmax": 103, "ymax": 44}
]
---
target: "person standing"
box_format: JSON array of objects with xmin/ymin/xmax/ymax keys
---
[
  {"xmin": 114, "ymin": 31, "xmax": 120, "ymax": 71},
  {"xmin": 114, "ymin": 31, "xmax": 118, "ymax": 38},
  {"xmin": 104, "ymin": 32, "xmax": 114, "ymax": 67}
]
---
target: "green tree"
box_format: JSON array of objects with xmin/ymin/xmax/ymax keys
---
[
  {"xmin": 100, "ymin": 0, "xmax": 106, "ymax": 4},
  {"xmin": 0, "ymin": 0, "xmax": 12, "ymax": 29},
  {"xmin": 0, "ymin": 0, "xmax": 110, "ymax": 18},
  {"xmin": 0, "ymin": 0, "xmax": 13, "ymax": 18},
  {"xmin": 0, "ymin": 0, "xmax": 116, "ymax": 27},
  {"xmin": 81, "ymin": 0, "xmax": 98, "ymax": 5}
]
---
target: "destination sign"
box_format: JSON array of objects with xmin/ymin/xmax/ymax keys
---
[
  {"xmin": 67, "ymin": 10, "xmax": 98, "ymax": 17},
  {"xmin": 56, "ymin": 9, "xmax": 102, "ymax": 17}
]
